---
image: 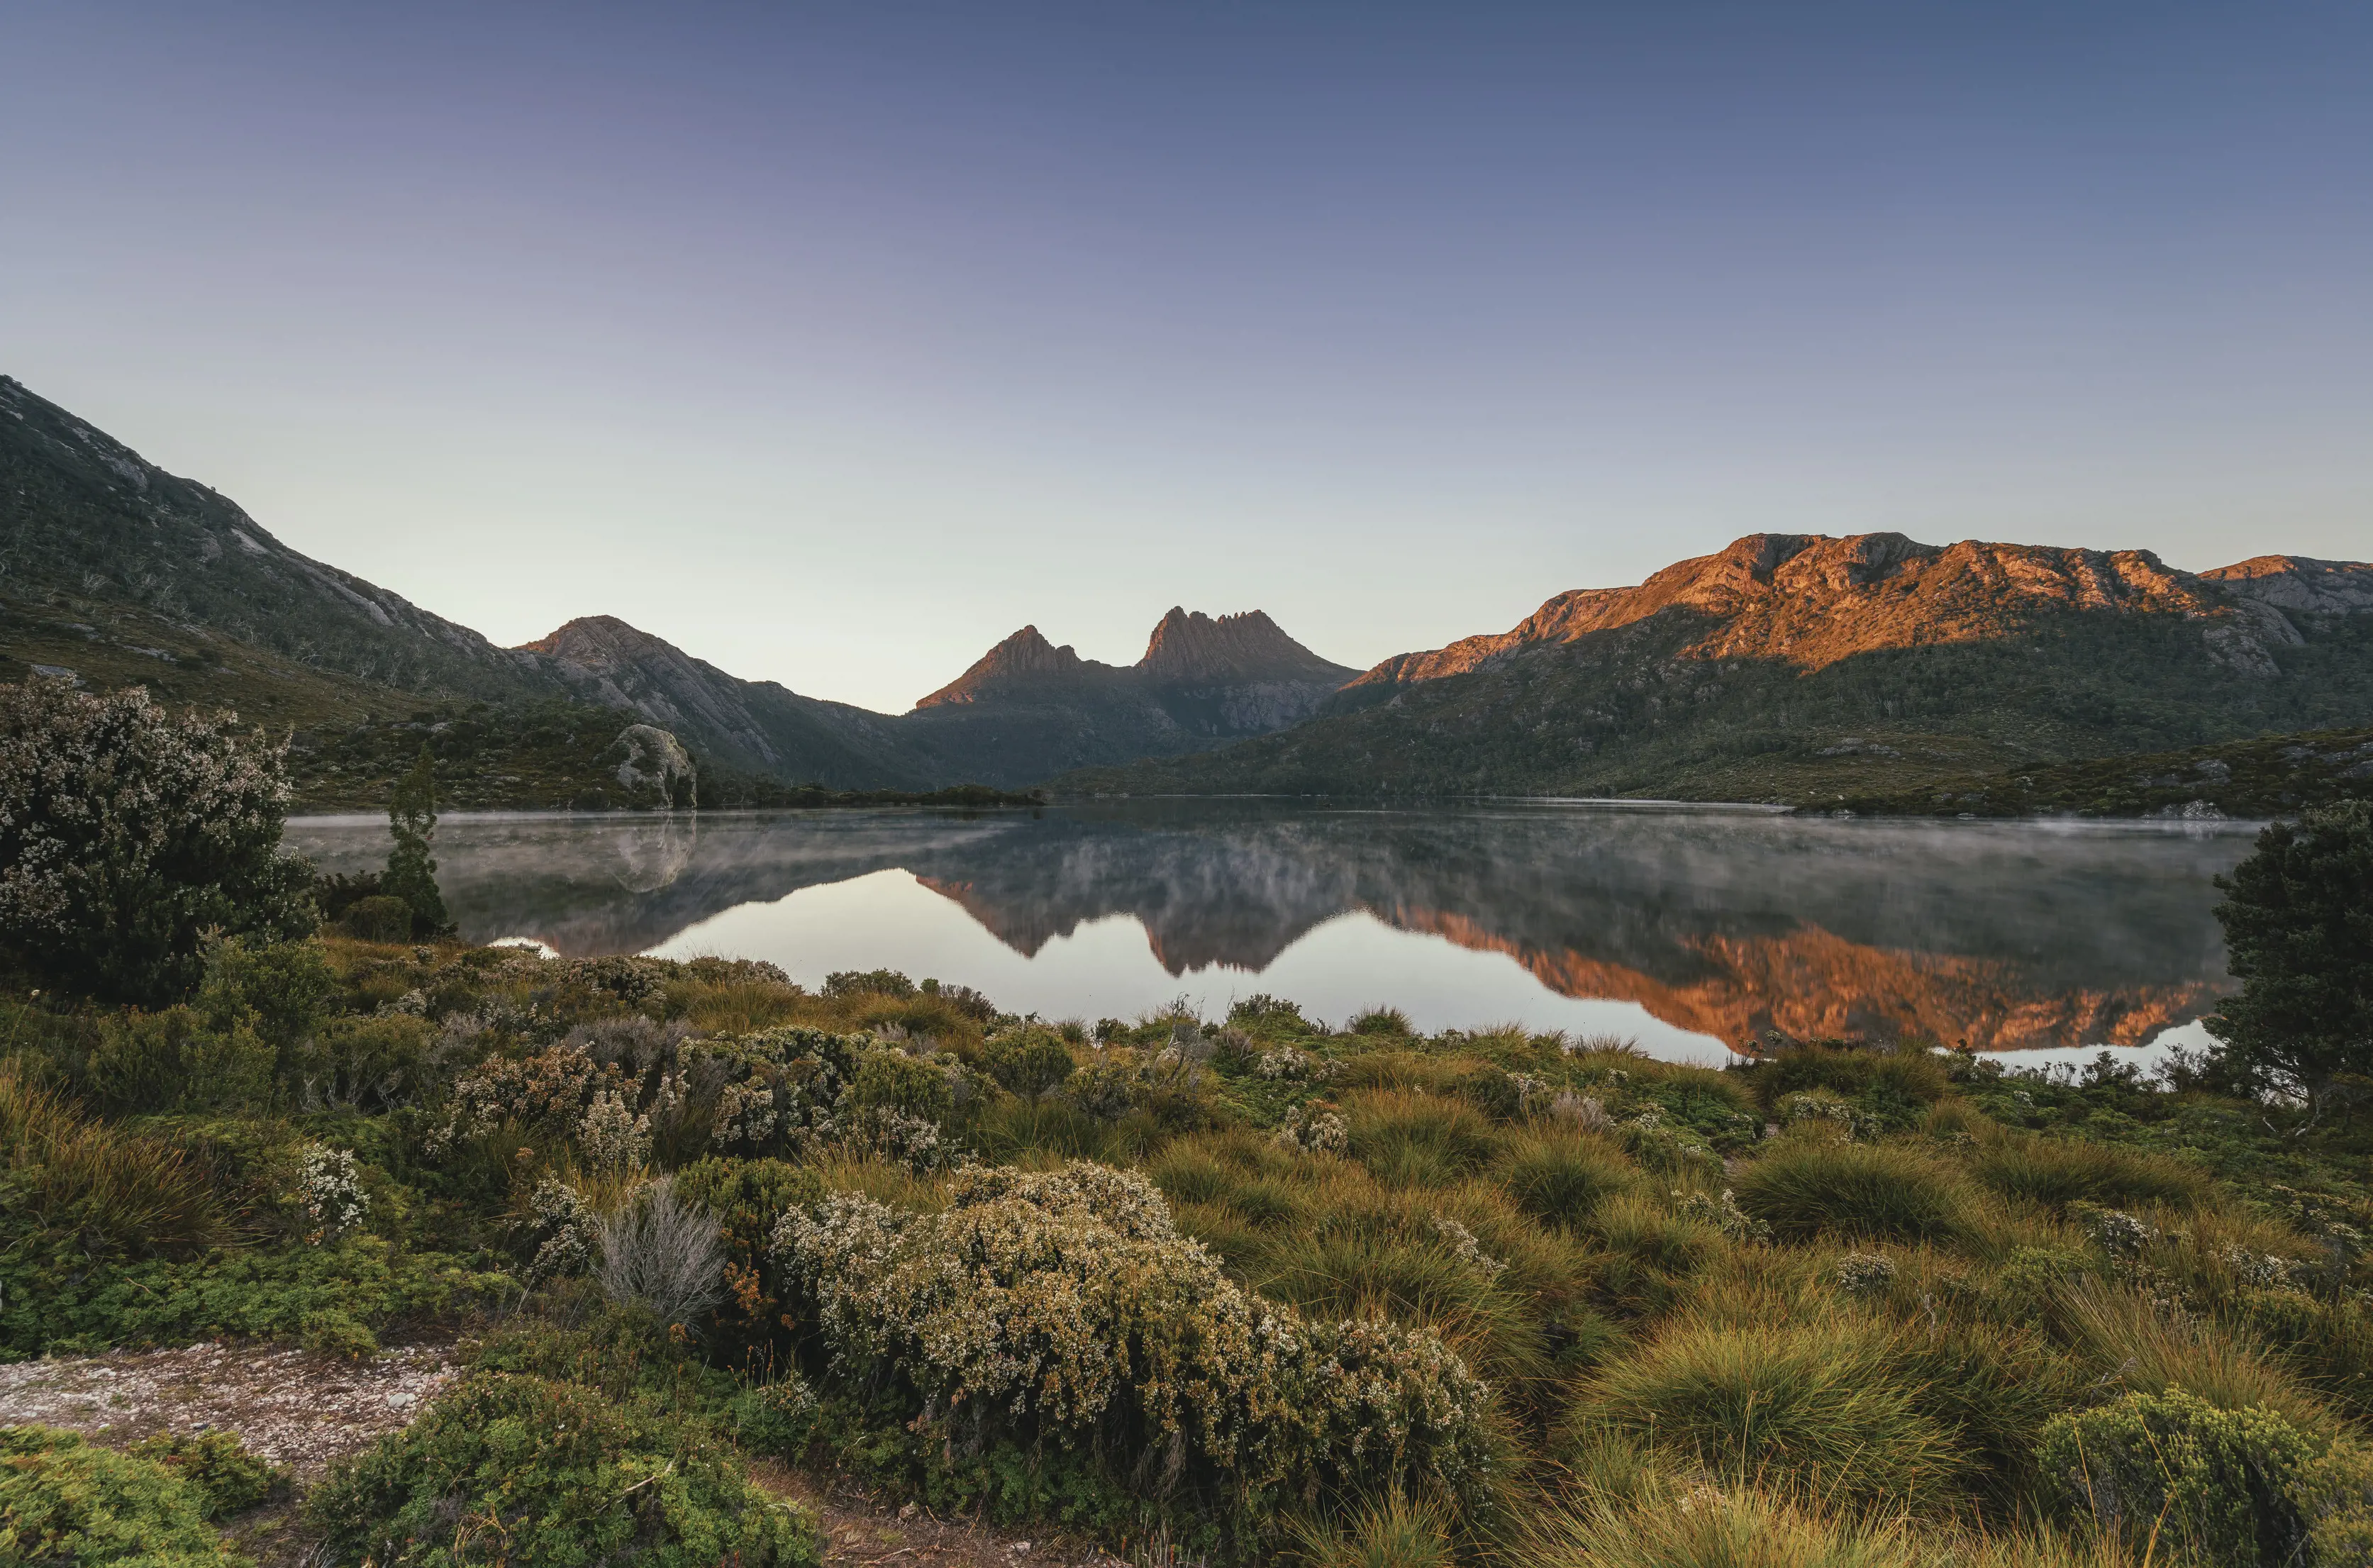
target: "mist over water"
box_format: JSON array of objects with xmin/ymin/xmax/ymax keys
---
[{"xmin": 287, "ymin": 801, "xmax": 2256, "ymax": 1064}]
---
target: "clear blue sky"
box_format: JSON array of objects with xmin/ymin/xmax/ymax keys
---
[{"xmin": 6, "ymin": 2, "xmax": 2368, "ymax": 711}]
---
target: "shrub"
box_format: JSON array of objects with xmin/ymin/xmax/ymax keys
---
[
  {"xmin": 194, "ymin": 935, "xmax": 336, "ymax": 1069},
  {"xmin": 343, "ymin": 894, "xmax": 415, "ymax": 942},
  {"xmin": 770, "ymin": 1162, "xmax": 1496, "ymax": 1523},
  {"xmin": 1582, "ymin": 1317, "xmax": 1964, "ymax": 1508},
  {"xmin": 824, "ymin": 968, "xmax": 916, "ymax": 1001},
  {"xmin": 2209, "ymin": 800, "xmax": 2373, "ymax": 1116},
  {"xmin": 592, "ymin": 1177, "xmax": 726, "ymax": 1327},
  {"xmin": 84, "ymin": 1006, "xmax": 274, "ymax": 1115},
  {"xmin": 1730, "ymin": 1140, "xmax": 1970, "ymax": 1243},
  {"xmin": 311, "ymin": 1371, "xmax": 820, "ymax": 1567},
  {"xmin": 1741, "ymin": 1041, "xmax": 1951, "ymax": 1116},
  {"xmin": 1350, "ymin": 1006, "xmax": 1415, "ymax": 1038},
  {"xmin": 2038, "ymin": 1386, "xmax": 2355, "ymax": 1567},
  {"xmin": 1969, "ymin": 1135, "xmax": 2213, "ymax": 1213},
  {"xmin": 675, "ymin": 1156, "xmax": 823, "ymax": 1367},
  {"xmin": 127, "ymin": 1428, "xmax": 287, "ymax": 1518},
  {"xmin": 0, "ymin": 677, "xmax": 314, "ymax": 1005},
  {"xmin": 291, "ymin": 1012, "xmax": 434, "ymax": 1111},
  {"xmin": 0, "ymin": 1425, "xmax": 239, "ymax": 1565},
  {"xmin": 731, "ymin": 1374, "xmax": 823, "ymax": 1459},
  {"xmin": 982, "ymin": 1028, "xmax": 1077, "ymax": 1098}
]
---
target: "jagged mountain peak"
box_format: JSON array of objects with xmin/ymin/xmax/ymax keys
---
[
  {"xmin": 1137, "ymin": 607, "xmax": 1355, "ymax": 686},
  {"xmin": 914, "ymin": 625, "xmax": 1106, "ymax": 709}
]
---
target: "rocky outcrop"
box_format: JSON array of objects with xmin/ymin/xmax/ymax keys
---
[
  {"xmin": 608, "ymin": 723, "xmax": 697, "ymax": 808},
  {"xmin": 1347, "ymin": 532, "xmax": 2343, "ymax": 693}
]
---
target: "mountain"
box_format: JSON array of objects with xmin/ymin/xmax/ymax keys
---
[
  {"xmin": 1, "ymin": 375, "xmax": 1353, "ymax": 794},
  {"xmin": 1055, "ymin": 533, "xmax": 2373, "ymax": 802},
  {"xmin": 897, "ymin": 608, "xmax": 1357, "ymax": 786},
  {"xmin": 0, "ymin": 374, "xmax": 555, "ymax": 703},
  {"xmin": 519, "ymin": 616, "xmax": 934, "ymax": 789}
]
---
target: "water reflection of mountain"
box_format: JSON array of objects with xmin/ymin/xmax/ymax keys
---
[{"xmin": 289, "ymin": 802, "xmax": 2251, "ymax": 1052}]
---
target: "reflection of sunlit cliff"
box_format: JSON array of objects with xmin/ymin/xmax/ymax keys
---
[{"xmin": 1375, "ymin": 903, "xmax": 2222, "ymax": 1052}]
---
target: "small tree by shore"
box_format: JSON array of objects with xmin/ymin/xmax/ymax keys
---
[
  {"xmin": 0, "ymin": 678, "xmax": 313, "ymax": 1004},
  {"xmin": 382, "ymin": 746, "xmax": 452, "ymax": 938},
  {"xmin": 2210, "ymin": 799, "xmax": 2373, "ymax": 1121}
]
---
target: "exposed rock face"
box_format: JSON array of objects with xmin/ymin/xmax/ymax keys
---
[
  {"xmin": 916, "ymin": 626, "xmax": 1099, "ymax": 706},
  {"xmin": 608, "ymin": 723, "xmax": 697, "ymax": 808},
  {"xmin": 1349, "ymin": 532, "xmax": 2335, "ymax": 693}
]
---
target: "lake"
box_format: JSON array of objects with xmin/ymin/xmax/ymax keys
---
[{"xmin": 286, "ymin": 800, "xmax": 2260, "ymax": 1066}]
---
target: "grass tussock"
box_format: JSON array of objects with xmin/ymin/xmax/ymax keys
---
[
  {"xmin": 0, "ymin": 1067, "xmax": 221, "ymax": 1256},
  {"xmin": 1730, "ymin": 1136, "xmax": 1972, "ymax": 1244}
]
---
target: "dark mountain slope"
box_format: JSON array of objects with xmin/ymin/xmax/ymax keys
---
[
  {"xmin": 1056, "ymin": 533, "xmax": 2373, "ymax": 802},
  {"xmin": 0, "ymin": 374, "xmax": 555, "ymax": 701},
  {"xmin": 520, "ymin": 616, "xmax": 936, "ymax": 789}
]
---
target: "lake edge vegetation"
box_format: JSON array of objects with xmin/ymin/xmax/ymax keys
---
[{"xmin": 4, "ymin": 675, "xmax": 2372, "ymax": 1568}]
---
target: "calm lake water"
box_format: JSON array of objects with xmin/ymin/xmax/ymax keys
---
[{"xmin": 286, "ymin": 801, "xmax": 2260, "ymax": 1066}]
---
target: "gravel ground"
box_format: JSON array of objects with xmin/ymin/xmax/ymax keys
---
[{"xmin": 0, "ymin": 1336, "xmax": 457, "ymax": 1474}]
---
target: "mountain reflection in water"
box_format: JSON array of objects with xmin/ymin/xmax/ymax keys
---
[{"xmin": 287, "ymin": 801, "xmax": 2255, "ymax": 1056}]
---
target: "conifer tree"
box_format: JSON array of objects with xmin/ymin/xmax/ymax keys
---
[
  {"xmin": 383, "ymin": 745, "xmax": 451, "ymax": 938},
  {"xmin": 2209, "ymin": 799, "xmax": 2373, "ymax": 1119}
]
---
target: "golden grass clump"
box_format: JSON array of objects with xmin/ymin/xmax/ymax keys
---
[
  {"xmin": 1730, "ymin": 1135, "xmax": 1973, "ymax": 1245},
  {"xmin": 0, "ymin": 1066, "xmax": 221, "ymax": 1256}
]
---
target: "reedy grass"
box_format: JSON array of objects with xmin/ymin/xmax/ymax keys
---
[
  {"xmin": 1730, "ymin": 1134, "xmax": 1974, "ymax": 1245},
  {"xmin": 0, "ymin": 1065, "xmax": 221, "ymax": 1255},
  {"xmin": 1343, "ymin": 1088, "xmax": 1503, "ymax": 1186},
  {"xmin": 1965, "ymin": 1130, "xmax": 2216, "ymax": 1213},
  {"xmin": 1573, "ymin": 1313, "xmax": 1969, "ymax": 1511},
  {"xmin": 1495, "ymin": 1123, "xmax": 1642, "ymax": 1231},
  {"xmin": 2053, "ymin": 1278, "xmax": 2338, "ymax": 1442}
]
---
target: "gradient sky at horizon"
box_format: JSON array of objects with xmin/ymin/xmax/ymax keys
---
[{"xmin": 5, "ymin": 2, "xmax": 2369, "ymax": 712}]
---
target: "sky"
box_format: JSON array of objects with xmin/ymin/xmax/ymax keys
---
[{"xmin": 4, "ymin": 2, "xmax": 2369, "ymax": 713}]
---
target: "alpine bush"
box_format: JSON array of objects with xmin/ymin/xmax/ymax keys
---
[
  {"xmin": 311, "ymin": 1371, "xmax": 821, "ymax": 1567},
  {"xmin": 0, "ymin": 1425, "xmax": 239, "ymax": 1566},
  {"xmin": 0, "ymin": 677, "xmax": 314, "ymax": 1005}
]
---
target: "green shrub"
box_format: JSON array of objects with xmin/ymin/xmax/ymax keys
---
[
  {"xmin": 1494, "ymin": 1127, "xmax": 1638, "ymax": 1230},
  {"xmin": 293, "ymin": 1013, "xmax": 434, "ymax": 1111},
  {"xmin": 195, "ymin": 935, "xmax": 336, "ymax": 1069},
  {"xmin": 0, "ymin": 1424, "xmax": 238, "ymax": 1565},
  {"xmin": 2038, "ymin": 1385, "xmax": 2355, "ymax": 1567},
  {"xmin": 0, "ymin": 678, "xmax": 316, "ymax": 1006},
  {"xmin": 85, "ymin": 1007, "xmax": 274, "ymax": 1115},
  {"xmin": 731, "ymin": 1374, "xmax": 823, "ymax": 1459},
  {"xmin": 2, "ymin": 1233, "xmax": 512, "ymax": 1358},
  {"xmin": 2208, "ymin": 800, "xmax": 2373, "ymax": 1114},
  {"xmin": 312, "ymin": 1371, "xmax": 819, "ymax": 1567},
  {"xmin": 1731, "ymin": 1139, "xmax": 1971, "ymax": 1242},
  {"xmin": 675, "ymin": 1156, "xmax": 823, "ymax": 1369},
  {"xmin": 982, "ymin": 1029, "xmax": 1077, "ymax": 1099},
  {"xmin": 343, "ymin": 895, "xmax": 414, "ymax": 942},
  {"xmin": 1969, "ymin": 1135, "xmax": 2214, "ymax": 1213},
  {"xmin": 127, "ymin": 1428, "xmax": 285, "ymax": 1519},
  {"xmin": 1582, "ymin": 1317, "xmax": 1964, "ymax": 1508}
]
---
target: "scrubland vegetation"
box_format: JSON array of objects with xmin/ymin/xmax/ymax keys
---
[{"xmin": 4, "ymin": 679, "xmax": 2372, "ymax": 1567}]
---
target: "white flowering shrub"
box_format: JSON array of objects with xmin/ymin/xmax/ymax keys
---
[
  {"xmin": 1428, "ymin": 1215, "xmax": 1508, "ymax": 1281},
  {"xmin": 1775, "ymin": 1091, "xmax": 1885, "ymax": 1142},
  {"xmin": 1835, "ymin": 1252, "xmax": 1897, "ymax": 1296},
  {"xmin": 0, "ymin": 678, "xmax": 313, "ymax": 1003},
  {"xmin": 769, "ymin": 1162, "xmax": 1494, "ymax": 1517},
  {"xmin": 1275, "ymin": 1103, "xmax": 1350, "ymax": 1155},
  {"xmin": 1548, "ymin": 1091, "xmax": 1612, "ymax": 1131},
  {"xmin": 295, "ymin": 1143, "xmax": 369, "ymax": 1245},
  {"xmin": 577, "ymin": 1087, "xmax": 652, "ymax": 1172},
  {"xmin": 1256, "ymin": 1047, "xmax": 1319, "ymax": 1082},
  {"xmin": 1674, "ymin": 1187, "xmax": 1772, "ymax": 1243},
  {"xmin": 526, "ymin": 1175, "xmax": 594, "ymax": 1281}
]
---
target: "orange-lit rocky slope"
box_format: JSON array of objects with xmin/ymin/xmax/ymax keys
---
[{"xmin": 1351, "ymin": 532, "xmax": 2360, "ymax": 689}]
